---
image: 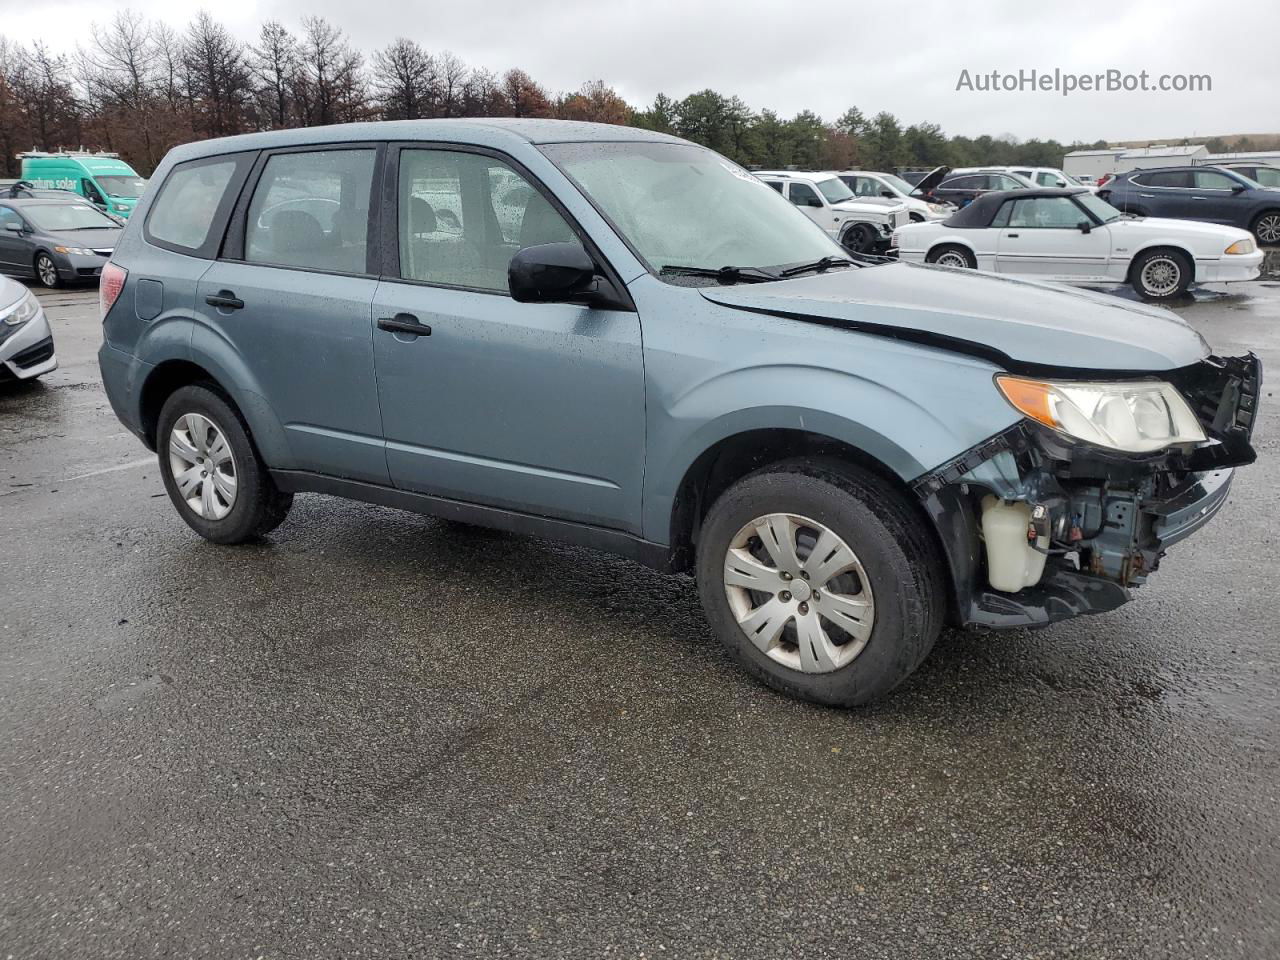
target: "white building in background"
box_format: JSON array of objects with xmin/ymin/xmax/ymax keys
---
[
  {"xmin": 1063, "ymin": 144, "xmax": 1210, "ymax": 180},
  {"xmin": 1062, "ymin": 148, "xmax": 1126, "ymax": 180},
  {"xmin": 1200, "ymin": 149, "xmax": 1280, "ymax": 167}
]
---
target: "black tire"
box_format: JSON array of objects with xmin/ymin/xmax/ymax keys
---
[
  {"xmin": 34, "ymin": 252, "xmax": 61, "ymax": 288},
  {"xmin": 1130, "ymin": 248, "xmax": 1192, "ymax": 301},
  {"xmin": 925, "ymin": 243, "xmax": 976, "ymax": 270},
  {"xmin": 1250, "ymin": 209, "xmax": 1280, "ymax": 246},
  {"xmin": 157, "ymin": 384, "xmax": 293, "ymax": 544},
  {"xmin": 840, "ymin": 223, "xmax": 876, "ymax": 254},
  {"xmin": 695, "ymin": 458, "xmax": 946, "ymax": 707}
]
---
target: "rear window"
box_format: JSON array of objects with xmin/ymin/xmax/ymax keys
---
[{"xmin": 145, "ymin": 155, "xmax": 251, "ymax": 256}]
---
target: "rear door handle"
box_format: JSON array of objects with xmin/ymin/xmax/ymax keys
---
[
  {"xmin": 377, "ymin": 313, "xmax": 432, "ymax": 337},
  {"xmin": 205, "ymin": 290, "xmax": 244, "ymax": 310}
]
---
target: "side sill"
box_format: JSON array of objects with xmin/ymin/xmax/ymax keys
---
[{"xmin": 269, "ymin": 470, "xmax": 675, "ymax": 572}]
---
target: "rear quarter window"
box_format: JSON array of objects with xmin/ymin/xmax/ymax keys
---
[{"xmin": 145, "ymin": 154, "xmax": 254, "ymax": 257}]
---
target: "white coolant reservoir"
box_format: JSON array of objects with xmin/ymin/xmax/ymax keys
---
[{"xmin": 981, "ymin": 496, "xmax": 1048, "ymax": 593}]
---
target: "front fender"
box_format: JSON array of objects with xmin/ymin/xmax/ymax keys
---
[{"xmin": 642, "ymin": 356, "xmax": 1021, "ymax": 543}]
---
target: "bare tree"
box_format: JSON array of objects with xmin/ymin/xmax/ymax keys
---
[
  {"xmin": 248, "ymin": 21, "xmax": 300, "ymax": 129},
  {"xmin": 182, "ymin": 12, "xmax": 252, "ymax": 139},
  {"xmin": 435, "ymin": 51, "xmax": 468, "ymax": 118},
  {"xmin": 372, "ymin": 38, "xmax": 436, "ymax": 121},
  {"xmin": 297, "ymin": 16, "xmax": 367, "ymax": 126}
]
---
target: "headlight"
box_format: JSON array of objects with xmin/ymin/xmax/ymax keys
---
[
  {"xmin": 1, "ymin": 290, "xmax": 40, "ymax": 328},
  {"xmin": 996, "ymin": 375, "xmax": 1206, "ymax": 453},
  {"xmin": 53, "ymin": 245, "xmax": 95, "ymax": 256},
  {"xmin": 1225, "ymin": 238, "xmax": 1256, "ymax": 255}
]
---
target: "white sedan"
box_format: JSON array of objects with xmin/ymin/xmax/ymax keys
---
[{"xmin": 891, "ymin": 188, "xmax": 1263, "ymax": 301}]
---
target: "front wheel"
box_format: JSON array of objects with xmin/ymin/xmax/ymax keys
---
[
  {"xmin": 695, "ymin": 459, "xmax": 945, "ymax": 707},
  {"xmin": 1131, "ymin": 249, "xmax": 1192, "ymax": 301},
  {"xmin": 1251, "ymin": 210, "xmax": 1280, "ymax": 246},
  {"xmin": 841, "ymin": 223, "xmax": 876, "ymax": 254},
  {"xmin": 35, "ymin": 253, "xmax": 61, "ymax": 288},
  {"xmin": 157, "ymin": 384, "xmax": 293, "ymax": 544}
]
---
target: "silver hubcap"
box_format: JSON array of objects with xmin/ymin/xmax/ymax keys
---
[
  {"xmin": 723, "ymin": 513, "xmax": 876, "ymax": 674},
  {"xmin": 168, "ymin": 413, "xmax": 237, "ymax": 520},
  {"xmin": 1140, "ymin": 256, "xmax": 1181, "ymax": 296},
  {"xmin": 935, "ymin": 251, "xmax": 969, "ymax": 269},
  {"xmin": 37, "ymin": 256, "xmax": 57, "ymax": 285},
  {"xmin": 1257, "ymin": 215, "xmax": 1280, "ymax": 244}
]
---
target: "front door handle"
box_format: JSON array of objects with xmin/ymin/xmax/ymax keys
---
[
  {"xmin": 377, "ymin": 313, "xmax": 432, "ymax": 337},
  {"xmin": 205, "ymin": 290, "xmax": 244, "ymax": 310}
]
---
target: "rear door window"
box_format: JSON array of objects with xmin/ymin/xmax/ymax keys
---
[
  {"xmin": 244, "ymin": 148, "xmax": 377, "ymax": 274},
  {"xmin": 146, "ymin": 155, "xmax": 252, "ymax": 256}
]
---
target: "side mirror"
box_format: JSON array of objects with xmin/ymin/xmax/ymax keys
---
[
  {"xmin": 509, "ymin": 242, "xmax": 598, "ymax": 304},
  {"xmin": 1077, "ymin": 220, "xmax": 1092, "ymax": 234},
  {"xmin": 3, "ymin": 221, "xmax": 22, "ymax": 233}
]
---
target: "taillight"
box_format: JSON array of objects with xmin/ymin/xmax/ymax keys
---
[{"xmin": 100, "ymin": 261, "xmax": 127, "ymax": 320}]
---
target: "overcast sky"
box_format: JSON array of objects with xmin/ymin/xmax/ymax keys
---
[{"xmin": 6, "ymin": 0, "xmax": 1277, "ymax": 143}]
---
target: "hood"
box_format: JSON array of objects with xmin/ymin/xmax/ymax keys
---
[
  {"xmin": 909, "ymin": 165, "xmax": 951, "ymax": 198},
  {"xmin": 1110, "ymin": 216, "xmax": 1253, "ymax": 242},
  {"xmin": 44, "ymin": 226, "xmax": 121, "ymax": 247},
  {"xmin": 698, "ymin": 261, "xmax": 1208, "ymax": 374}
]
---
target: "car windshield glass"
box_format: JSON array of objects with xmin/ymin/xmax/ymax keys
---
[
  {"xmin": 879, "ymin": 174, "xmax": 913, "ymax": 195},
  {"xmin": 540, "ymin": 141, "xmax": 843, "ymax": 277},
  {"xmin": 1075, "ymin": 193, "xmax": 1123, "ymax": 223},
  {"xmin": 95, "ymin": 175, "xmax": 146, "ymax": 198},
  {"xmin": 23, "ymin": 202, "xmax": 119, "ymax": 230},
  {"xmin": 815, "ymin": 177, "xmax": 855, "ymax": 203}
]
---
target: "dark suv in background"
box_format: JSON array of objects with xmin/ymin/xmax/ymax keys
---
[{"xmin": 1101, "ymin": 165, "xmax": 1280, "ymax": 245}]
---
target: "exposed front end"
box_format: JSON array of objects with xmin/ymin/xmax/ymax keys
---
[{"xmin": 916, "ymin": 353, "xmax": 1262, "ymax": 629}]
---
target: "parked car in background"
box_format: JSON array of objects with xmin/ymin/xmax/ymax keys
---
[
  {"xmin": 0, "ymin": 275, "xmax": 56, "ymax": 383},
  {"xmin": 827, "ymin": 169, "xmax": 954, "ymax": 221},
  {"xmin": 969, "ymin": 166, "xmax": 1097, "ymax": 192},
  {"xmin": 1100, "ymin": 165, "xmax": 1280, "ymax": 245},
  {"xmin": 98, "ymin": 119, "xmax": 1259, "ymax": 708},
  {"xmin": 755, "ymin": 170, "xmax": 910, "ymax": 252},
  {"xmin": 916, "ymin": 169, "xmax": 1035, "ymax": 207},
  {"xmin": 892, "ymin": 187, "xmax": 1262, "ymax": 300},
  {"xmin": 18, "ymin": 151, "xmax": 147, "ymax": 220},
  {"xmin": 0, "ymin": 198, "xmax": 122, "ymax": 287},
  {"xmin": 1216, "ymin": 162, "xmax": 1280, "ymax": 188}
]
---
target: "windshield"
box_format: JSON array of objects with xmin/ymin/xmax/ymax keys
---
[
  {"xmin": 1076, "ymin": 192, "xmax": 1123, "ymax": 224},
  {"xmin": 815, "ymin": 177, "xmax": 855, "ymax": 204},
  {"xmin": 540, "ymin": 141, "xmax": 843, "ymax": 275},
  {"xmin": 24, "ymin": 202, "xmax": 119, "ymax": 231},
  {"xmin": 879, "ymin": 174, "xmax": 914, "ymax": 196},
  {"xmin": 95, "ymin": 175, "xmax": 146, "ymax": 199}
]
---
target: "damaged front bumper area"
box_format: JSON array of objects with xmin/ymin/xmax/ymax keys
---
[{"xmin": 914, "ymin": 353, "xmax": 1261, "ymax": 630}]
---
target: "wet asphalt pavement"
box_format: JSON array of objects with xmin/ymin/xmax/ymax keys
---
[{"xmin": 2, "ymin": 266, "xmax": 1279, "ymax": 960}]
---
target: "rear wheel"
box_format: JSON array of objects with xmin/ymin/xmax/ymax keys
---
[
  {"xmin": 1251, "ymin": 210, "xmax": 1280, "ymax": 245},
  {"xmin": 157, "ymin": 385, "xmax": 293, "ymax": 544},
  {"xmin": 35, "ymin": 252, "xmax": 60, "ymax": 288},
  {"xmin": 926, "ymin": 244, "xmax": 976, "ymax": 270},
  {"xmin": 1131, "ymin": 248, "xmax": 1192, "ymax": 301},
  {"xmin": 695, "ymin": 458, "xmax": 945, "ymax": 707}
]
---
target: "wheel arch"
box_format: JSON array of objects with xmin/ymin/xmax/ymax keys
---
[
  {"xmin": 1125, "ymin": 243, "xmax": 1194, "ymax": 284},
  {"xmin": 664, "ymin": 426, "xmax": 940, "ymax": 577},
  {"xmin": 138, "ymin": 356, "xmax": 292, "ymax": 467}
]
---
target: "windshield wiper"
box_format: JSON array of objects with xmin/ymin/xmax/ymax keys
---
[
  {"xmin": 777, "ymin": 256, "xmax": 855, "ymax": 278},
  {"xmin": 659, "ymin": 264, "xmax": 778, "ymax": 284}
]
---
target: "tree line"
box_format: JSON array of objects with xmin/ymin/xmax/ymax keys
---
[{"xmin": 0, "ymin": 11, "xmax": 1108, "ymax": 179}]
